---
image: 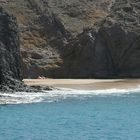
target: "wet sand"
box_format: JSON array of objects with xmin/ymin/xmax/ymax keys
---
[{"xmin": 23, "ymin": 79, "xmax": 140, "ymax": 90}]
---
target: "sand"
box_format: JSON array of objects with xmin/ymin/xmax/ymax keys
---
[{"xmin": 23, "ymin": 79, "xmax": 140, "ymax": 90}]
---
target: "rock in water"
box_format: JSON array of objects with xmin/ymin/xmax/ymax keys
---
[{"xmin": 0, "ymin": 7, "xmax": 22, "ymax": 91}]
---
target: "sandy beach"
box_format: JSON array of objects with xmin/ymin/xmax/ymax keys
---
[{"xmin": 23, "ymin": 79, "xmax": 140, "ymax": 90}]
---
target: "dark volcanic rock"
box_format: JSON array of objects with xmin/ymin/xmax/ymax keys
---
[{"xmin": 0, "ymin": 7, "xmax": 23, "ymax": 91}]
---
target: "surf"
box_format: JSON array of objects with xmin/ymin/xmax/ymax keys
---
[{"xmin": 1, "ymin": 87, "xmax": 140, "ymax": 105}]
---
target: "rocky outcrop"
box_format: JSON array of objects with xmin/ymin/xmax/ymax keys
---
[
  {"xmin": 0, "ymin": 7, "xmax": 53, "ymax": 92},
  {"xmin": 0, "ymin": 7, "xmax": 24, "ymax": 91},
  {"xmin": 2, "ymin": 0, "xmax": 140, "ymax": 79}
]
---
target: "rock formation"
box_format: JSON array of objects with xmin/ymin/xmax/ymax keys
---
[
  {"xmin": 1, "ymin": 0, "xmax": 140, "ymax": 79},
  {"xmin": 46, "ymin": 0, "xmax": 140, "ymax": 78},
  {"xmin": 0, "ymin": 7, "xmax": 24, "ymax": 91}
]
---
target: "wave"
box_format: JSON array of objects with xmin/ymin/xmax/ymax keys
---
[{"xmin": 0, "ymin": 87, "xmax": 140, "ymax": 104}]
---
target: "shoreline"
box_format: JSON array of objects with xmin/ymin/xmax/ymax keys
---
[
  {"xmin": 23, "ymin": 79, "xmax": 140, "ymax": 90},
  {"xmin": 1, "ymin": 79, "xmax": 140, "ymax": 105}
]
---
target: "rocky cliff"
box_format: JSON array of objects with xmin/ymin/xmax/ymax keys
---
[
  {"xmin": 1, "ymin": 0, "xmax": 140, "ymax": 78},
  {"xmin": 0, "ymin": 7, "xmax": 23, "ymax": 91}
]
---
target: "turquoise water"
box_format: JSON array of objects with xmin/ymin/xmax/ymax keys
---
[{"xmin": 0, "ymin": 91, "xmax": 140, "ymax": 140}]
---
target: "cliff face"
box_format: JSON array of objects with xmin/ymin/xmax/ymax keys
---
[
  {"xmin": 2, "ymin": 0, "xmax": 140, "ymax": 78},
  {"xmin": 0, "ymin": 7, "xmax": 23, "ymax": 91},
  {"xmin": 59, "ymin": 0, "xmax": 140, "ymax": 78}
]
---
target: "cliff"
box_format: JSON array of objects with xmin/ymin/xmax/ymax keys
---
[
  {"xmin": 0, "ymin": 7, "xmax": 47, "ymax": 92},
  {"xmin": 1, "ymin": 0, "xmax": 140, "ymax": 78},
  {"xmin": 0, "ymin": 7, "xmax": 23, "ymax": 91}
]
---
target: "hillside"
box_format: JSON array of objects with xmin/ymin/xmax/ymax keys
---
[{"xmin": 1, "ymin": 0, "xmax": 140, "ymax": 78}]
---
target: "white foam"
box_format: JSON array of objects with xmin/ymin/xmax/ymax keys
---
[{"xmin": 0, "ymin": 87, "xmax": 140, "ymax": 105}]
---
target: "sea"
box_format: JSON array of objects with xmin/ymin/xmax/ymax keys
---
[{"xmin": 0, "ymin": 88, "xmax": 140, "ymax": 140}]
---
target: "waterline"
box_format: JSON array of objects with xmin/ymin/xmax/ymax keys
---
[{"xmin": 1, "ymin": 87, "xmax": 140, "ymax": 104}]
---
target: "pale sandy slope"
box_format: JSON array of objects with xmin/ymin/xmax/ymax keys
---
[{"xmin": 23, "ymin": 79, "xmax": 140, "ymax": 90}]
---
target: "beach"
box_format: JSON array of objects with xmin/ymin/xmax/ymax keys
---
[{"xmin": 23, "ymin": 79, "xmax": 140, "ymax": 90}]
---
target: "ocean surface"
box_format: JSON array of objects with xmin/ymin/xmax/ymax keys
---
[{"xmin": 0, "ymin": 88, "xmax": 140, "ymax": 140}]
